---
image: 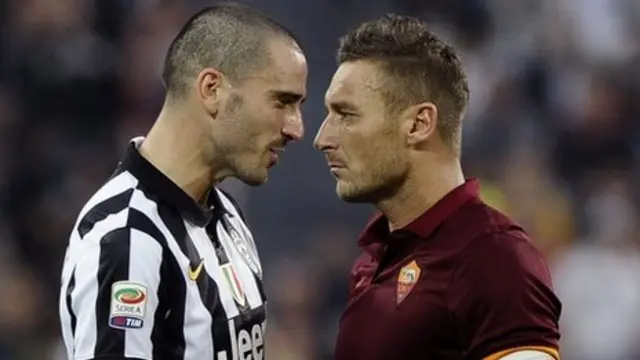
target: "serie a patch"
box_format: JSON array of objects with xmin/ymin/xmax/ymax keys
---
[{"xmin": 109, "ymin": 281, "xmax": 148, "ymax": 330}]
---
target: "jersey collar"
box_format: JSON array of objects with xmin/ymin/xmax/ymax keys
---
[
  {"xmin": 359, "ymin": 178, "xmax": 481, "ymax": 247},
  {"xmin": 120, "ymin": 137, "xmax": 226, "ymax": 227}
]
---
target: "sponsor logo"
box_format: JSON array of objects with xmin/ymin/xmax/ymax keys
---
[
  {"xmin": 216, "ymin": 319, "xmax": 266, "ymax": 360},
  {"xmin": 109, "ymin": 281, "xmax": 147, "ymax": 329},
  {"xmin": 188, "ymin": 259, "xmax": 205, "ymax": 281},
  {"xmin": 396, "ymin": 260, "xmax": 421, "ymax": 305}
]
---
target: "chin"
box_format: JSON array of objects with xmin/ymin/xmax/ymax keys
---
[
  {"xmin": 336, "ymin": 182, "xmax": 372, "ymax": 203},
  {"xmin": 237, "ymin": 169, "xmax": 269, "ymax": 187},
  {"xmin": 239, "ymin": 175, "xmax": 268, "ymax": 187},
  {"xmin": 336, "ymin": 178, "xmax": 401, "ymax": 203}
]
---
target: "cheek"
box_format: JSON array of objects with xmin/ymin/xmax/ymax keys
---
[
  {"xmin": 361, "ymin": 137, "xmax": 406, "ymax": 179},
  {"xmin": 250, "ymin": 108, "xmax": 283, "ymax": 135}
]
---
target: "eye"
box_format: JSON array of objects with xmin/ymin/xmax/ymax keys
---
[
  {"xmin": 275, "ymin": 99, "xmax": 298, "ymax": 110},
  {"xmin": 335, "ymin": 109, "xmax": 355, "ymax": 121}
]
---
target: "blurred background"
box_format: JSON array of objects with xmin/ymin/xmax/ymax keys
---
[{"xmin": 0, "ymin": 0, "xmax": 639, "ymax": 359}]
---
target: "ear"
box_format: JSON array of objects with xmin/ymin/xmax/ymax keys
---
[
  {"xmin": 403, "ymin": 102, "xmax": 438, "ymax": 146},
  {"xmin": 196, "ymin": 67, "xmax": 224, "ymax": 114}
]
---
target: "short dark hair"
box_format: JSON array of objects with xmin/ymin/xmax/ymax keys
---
[
  {"xmin": 162, "ymin": 2, "xmax": 300, "ymax": 97},
  {"xmin": 337, "ymin": 14, "xmax": 469, "ymax": 149}
]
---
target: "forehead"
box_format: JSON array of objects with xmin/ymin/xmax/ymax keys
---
[
  {"xmin": 250, "ymin": 39, "xmax": 307, "ymax": 91},
  {"xmin": 325, "ymin": 61, "xmax": 384, "ymax": 105}
]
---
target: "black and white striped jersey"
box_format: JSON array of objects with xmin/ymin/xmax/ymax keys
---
[{"xmin": 59, "ymin": 137, "xmax": 267, "ymax": 360}]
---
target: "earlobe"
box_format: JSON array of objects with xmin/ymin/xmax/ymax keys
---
[{"xmin": 406, "ymin": 102, "xmax": 437, "ymax": 145}]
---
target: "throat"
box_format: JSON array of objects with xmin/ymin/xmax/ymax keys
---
[{"xmin": 378, "ymin": 171, "xmax": 464, "ymax": 232}]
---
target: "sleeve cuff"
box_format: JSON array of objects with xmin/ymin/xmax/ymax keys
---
[{"xmin": 483, "ymin": 346, "xmax": 559, "ymax": 360}]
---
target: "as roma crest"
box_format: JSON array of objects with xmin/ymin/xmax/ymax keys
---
[{"xmin": 396, "ymin": 260, "xmax": 421, "ymax": 305}]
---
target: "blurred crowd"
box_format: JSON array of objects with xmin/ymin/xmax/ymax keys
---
[{"xmin": 0, "ymin": 0, "xmax": 639, "ymax": 359}]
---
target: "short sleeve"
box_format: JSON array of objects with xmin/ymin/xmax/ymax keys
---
[
  {"xmin": 447, "ymin": 232, "xmax": 562, "ymax": 359},
  {"xmin": 67, "ymin": 227, "xmax": 164, "ymax": 360}
]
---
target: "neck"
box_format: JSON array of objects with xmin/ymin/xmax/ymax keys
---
[
  {"xmin": 377, "ymin": 157, "xmax": 465, "ymax": 232},
  {"xmin": 139, "ymin": 101, "xmax": 216, "ymax": 203}
]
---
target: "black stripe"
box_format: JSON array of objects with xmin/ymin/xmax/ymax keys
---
[
  {"xmin": 126, "ymin": 207, "xmax": 186, "ymax": 360},
  {"xmin": 253, "ymin": 273, "xmax": 266, "ymax": 303},
  {"xmin": 66, "ymin": 269, "xmax": 77, "ymax": 338},
  {"xmin": 151, "ymin": 252, "xmax": 183, "ymax": 360},
  {"xmin": 78, "ymin": 189, "xmax": 134, "ymax": 238},
  {"xmin": 128, "ymin": 207, "xmax": 168, "ymax": 248},
  {"xmin": 156, "ymin": 204, "xmax": 233, "ymax": 355},
  {"xmin": 94, "ymin": 227, "xmax": 131, "ymax": 356}
]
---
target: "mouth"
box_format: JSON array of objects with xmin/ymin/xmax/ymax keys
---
[
  {"xmin": 268, "ymin": 147, "xmax": 285, "ymax": 166},
  {"xmin": 326, "ymin": 159, "xmax": 346, "ymax": 176},
  {"xmin": 326, "ymin": 157, "xmax": 346, "ymax": 169}
]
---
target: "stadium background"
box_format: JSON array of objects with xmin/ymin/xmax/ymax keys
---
[{"xmin": 1, "ymin": 0, "xmax": 639, "ymax": 359}]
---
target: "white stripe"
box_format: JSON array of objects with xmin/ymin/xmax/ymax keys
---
[
  {"xmin": 59, "ymin": 246, "xmax": 74, "ymax": 360},
  {"xmin": 124, "ymin": 229, "xmax": 163, "ymax": 358},
  {"xmin": 184, "ymin": 223, "xmax": 230, "ymax": 357},
  {"xmin": 217, "ymin": 189, "xmax": 262, "ymax": 276},
  {"xmin": 72, "ymin": 208, "xmax": 129, "ymax": 358},
  {"xmin": 70, "ymin": 239, "xmax": 100, "ymax": 358},
  {"xmin": 217, "ymin": 226, "xmax": 263, "ymax": 310},
  {"xmin": 129, "ymin": 189, "xmax": 214, "ymax": 360},
  {"xmin": 75, "ymin": 172, "xmax": 137, "ymax": 226},
  {"xmin": 83, "ymin": 208, "xmax": 130, "ymax": 245},
  {"xmin": 188, "ymin": 225, "xmax": 241, "ymax": 320},
  {"xmin": 60, "ymin": 230, "xmax": 83, "ymax": 359}
]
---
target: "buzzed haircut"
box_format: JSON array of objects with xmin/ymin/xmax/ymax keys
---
[
  {"xmin": 162, "ymin": 2, "xmax": 300, "ymax": 97},
  {"xmin": 337, "ymin": 14, "xmax": 469, "ymax": 150}
]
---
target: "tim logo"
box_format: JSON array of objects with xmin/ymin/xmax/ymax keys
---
[{"xmin": 110, "ymin": 316, "xmax": 143, "ymax": 329}]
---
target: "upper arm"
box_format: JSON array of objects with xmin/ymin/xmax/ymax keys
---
[
  {"xmin": 447, "ymin": 232, "xmax": 562, "ymax": 359},
  {"xmin": 69, "ymin": 227, "xmax": 163, "ymax": 360}
]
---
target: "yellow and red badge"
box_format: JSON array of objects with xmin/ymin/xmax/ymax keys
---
[{"xmin": 396, "ymin": 260, "xmax": 421, "ymax": 305}]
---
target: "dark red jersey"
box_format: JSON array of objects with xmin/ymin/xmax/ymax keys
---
[{"xmin": 334, "ymin": 179, "xmax": 561, "ymax": 360}]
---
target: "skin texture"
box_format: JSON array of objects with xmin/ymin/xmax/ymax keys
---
[
  {"xmin": 199, "ymin": 38, "xmax": 308, "ymax": 186},
  {"xmin": 314, "ymin": 60, "xmax": 411, "ymax": 203},
  {"xmin": 315, "ymin": 59, "xmax": 464, "ymax": 232},
  {"xmin": 141, "ymin": 37, "xmax": 307, "ymax": 203}
]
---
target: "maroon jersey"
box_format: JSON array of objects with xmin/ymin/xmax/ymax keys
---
[{"xmin": 334, "ymin": 179, "xmax": 561, "ymax": 360}]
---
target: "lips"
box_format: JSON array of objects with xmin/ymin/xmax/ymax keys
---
[
  {"xmin": 326, "ymin": 157, "xmax": 346, "ymax": 168},
  {"xmin": 267, "ymin": 146, "xmax": 285, "ymax": 167},
  {"xmin": 270, "ymin": 147, "xmax": 285, "ymax": 155}
]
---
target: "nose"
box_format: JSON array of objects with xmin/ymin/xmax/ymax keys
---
[
  {"xmin": 313, "ymin": 118, "xmax": 333, "ymax": 152},
  {"xmin": 282, "ymin": 111, "xmax": 304, "ymax": 142}
]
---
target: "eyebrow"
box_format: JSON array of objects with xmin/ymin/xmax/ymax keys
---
[
  {"xmin": 326, "ymin": 100, "xmax": 357, "ymax": 112},
  {"xmin": 269, "ymin": 90, "xmax": 306, "ymax": 104}
]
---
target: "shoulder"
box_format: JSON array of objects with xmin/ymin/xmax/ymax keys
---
[
  {"xmin": 453, "ymin": 201, "xmax": 525, "ymax": 238},
  {"xmin": 73, "ymin": 171, "xmax": 142, "ymax": 236},
  {"xmin": 453, "ymin": 229, "xmax": 552, "ymax": 291},
  {"xmin": 447, "ymin": 230, "xmax": 562, "ymax": 358},
  {"xmin": 436, "ymin": 201, "xmax": 527, "ymax": 254}
]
